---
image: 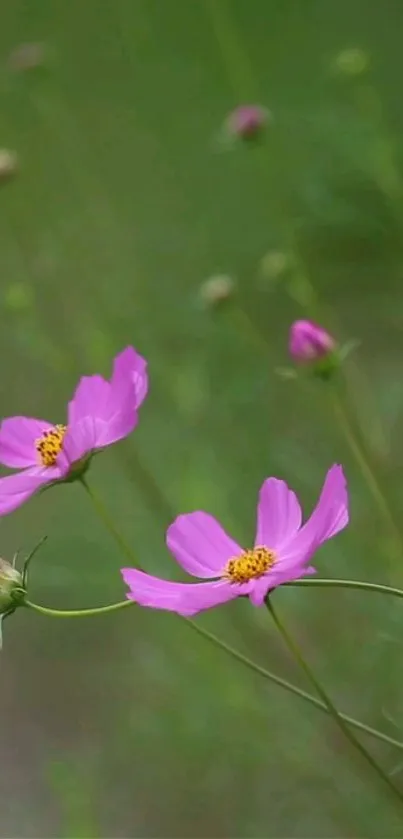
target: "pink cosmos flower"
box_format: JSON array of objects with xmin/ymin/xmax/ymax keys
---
[
  {"xmin": 289, "ymin": 320, "xmax": 336, "ymax": 363},
  {"xmin": 0, "ymin": 347, "xmax": 147, "ymax": 515},
  {"xmin": 122, "ymin": 465, "xmax": 348, "ymax": 617}
]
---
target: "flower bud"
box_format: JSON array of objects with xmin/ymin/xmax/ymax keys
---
[
  {"xmin": 333, "ymin": 47, "xmax": 369, "ymax": 77},
  {"xmin": 8, "ymin": 42, "xmax": 46, "ymax": 72},
  {"xmin": 0, "ymin": 149, "xmax": 18, "ymax": 182},
  {"xmin": 226, "ymin": 105, "xmax": 269, "ymax": 140},
  {"xmin": 289, "ymin": 320, "xmax": 336, "ymax": 363},
  {"xmin": 199, "ymin": 274, "xmax": 235, "ymax": 308},
  {"xmin": 0, "ymin": 559, "xmax": 23, "ymax": 614},
  {"xmin": 259, "ymin": 250, "xmax": 291, "ymax": 288}
]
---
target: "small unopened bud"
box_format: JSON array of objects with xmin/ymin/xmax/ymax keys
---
[
  {"xmin": 4, "ymin": 282, "xmax": 34, "ymax": 311},
  {"xmin": 8, "ymin": 42, "xmax": 46, "ymax": 72},
  {"xmin": 199, "ymin": 274, "xmax": 235, "ymax": 308},
  {"xmin": 0, "ymin": 149, "xmax": 18, "ymax": 182},
  {"xmin": 259, "ymin": 250, "xmax": 291, "ymax": 286},
  {"xmin": 0, "ymin": 559, "xmax": 23, "ymax": 614},
  {"xmin": 333, "ymin": 48, "xmax": 369, "ymax": 77},
  {"xmin": 226, "ymin": 105, "xmax": 270, "ymax": 140},
  {"xmin": 289, "ymin": 319, "xmax": 336, "ymax": 363}
]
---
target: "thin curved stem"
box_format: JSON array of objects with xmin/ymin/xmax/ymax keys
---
[
  {"xmin": 23, "ymin": 594, "xmax": 403, "ymax": 751},
  {"xmin": 25, "ymin": 599, "xmax": 134, "ymax": 618},
  {"xmin": 185, "ymin": 618, "xmax": 403, "ymax": 751},
  {"xmin": 80, "ymin": 475, "xmax": 143, "ymax": 568},
  {"xmin": 287, "ymin": 578, "xmax": 403, "ymax": 599},
  {"xmin": 329, "ymin": 389, "xmax": 402, "ymax": 555},
  {"xmin": 267, "ymin": 598, "xmax": 403, "ymax": 808}
]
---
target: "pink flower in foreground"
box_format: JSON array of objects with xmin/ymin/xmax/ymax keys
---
[
  {"xmin": 0, "ymin": 347, "xmax": 147, "ymax": 515},
  {"xmin": 122, "ymin": 465, "xmax": 348, "ymax": 617},
  {"xmin": 289, "ymin": 320, "xmax": 336, "ymax": 363}
]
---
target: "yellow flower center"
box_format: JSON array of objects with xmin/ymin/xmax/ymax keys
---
[
  {"xmin": 35, "ymin": 424, "xmax": 67, "ymax": 467},
  {"xmin": 223, "ymin": 545, "xmax": 276, "ymax": 584}
]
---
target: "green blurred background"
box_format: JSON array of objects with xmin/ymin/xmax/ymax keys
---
[{"xmin": 1, "ymin": 0, "xmax": 403, "ymax": 835}]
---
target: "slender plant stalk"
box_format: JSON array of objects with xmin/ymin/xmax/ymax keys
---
[
  {"xmin": 267, "ymin": 598, "xmax": 403, "ymax": 807},
  {"xmin": 25, "ymin": 599, "xmax": 134, "ymax": 618},
  {"xmin": 287, "ymin": 578, "xmax": 403, "ymax": 598},
  {"xmin": 116, "ymin": 446, "xmax": 175, "ymax": 525},
  {"xmin": 80, "ymin": 475, "xmax": 141, "ymax": 567},
  {"xmin": 329, "ymin": 388, "xmax": 402, "ymax": 554},
  {"xmin": 23, "ymin": 594, "xmax": 403, "ymax": 752}
]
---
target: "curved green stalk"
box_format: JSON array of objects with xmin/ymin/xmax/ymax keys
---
[
  {"xmin": 267, "ymin": 598, "xmax": 403, "ymax": 807},
  {"xmin": 329, "ymin": 389, "xmax": 402, "ymax": 555},
  {"xmin": 80, "ymin": 475, "xmax": 142, "ymax": 567},
  {"xmin": 288, "ymin": 578, "xmax": 403, "ymax": 598},
  {"xmin": 25, "ymin": 599, "xmax": 134, "ymax": 618}
]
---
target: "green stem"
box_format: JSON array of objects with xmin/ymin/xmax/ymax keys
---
[
  {"xmin": 117, "ymin": 446, "xmax": 175, "ymax": 525},
  {"xmin": 25, "ymin": 599, "xmax": 133, "ymax": 618},
  {"xmin": 329, "ymin": 389, "xmax": 402, "ymax": 554},
  {"xmin": 80, "ymin": 475, "xmax": 143, "ymax": 568},
  {"xmin": 267, "ymin": 598, "xmax": 403, "ymax": 807},
  {"xmin": 185, "ymin": 618, "xmax": 403, "ymax": 752},
  {"xmin": 287, "ymin": 578, "xmax": 403, "ymax": 598},
  {"xmin": 23, "ymin": 595, "xmax": 403, "ymax": 751}
]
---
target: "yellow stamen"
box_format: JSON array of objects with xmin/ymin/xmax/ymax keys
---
[
  {"xmin": 223, "ymin": 545, "xmax": 276, "ymax": 584},
  {"xmin": 35, "ymin": 424, "xmax": 67, "ymax": 467}
]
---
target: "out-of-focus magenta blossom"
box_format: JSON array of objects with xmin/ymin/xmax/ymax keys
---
[
  {"xmin": 122, "ymin": 465, "xmax": 348, "ymax": 617},
  {"xmin": 0, "ymin": 347, "xmax": 147, "ymax": 516},
  {"xmin": 226, "ymin": 104, "xmax": 269, "ymax": 139},
  {"xmin": 289, "ymin": 320, "xmax": 336, "ymax": 363}
]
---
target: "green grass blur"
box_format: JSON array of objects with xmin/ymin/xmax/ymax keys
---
[{"xmin": 1, "ymin": 0, "xmax": 403, "ymax": 836}]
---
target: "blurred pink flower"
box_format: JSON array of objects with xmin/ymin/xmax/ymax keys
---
[
  {"xmin": 289, "ymin": 320, "xmax": 336, "ymax": 363},
  {"xmin": 0, "ymin": 347, "xmax": 148, "ymax": 515},
  {"xmin": 122, "ymin": 465, "xmax": 348, "ymax": 616},
  {"xmin": 226, "ymin": 104, "xmax": 269, "ymax": 139}
]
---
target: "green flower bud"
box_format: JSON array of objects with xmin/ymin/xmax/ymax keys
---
[
  {"xmin": 0, "ymin": 149, "xmax": 18, "ymax": 182},
  {"xmin": 333, "ymin": 48, "xmax": 369, "ymax": 77},
  {"xmin": 199, "ymin": 274, "xmax": 235, "ymax": 309},
  {"xmin": 0, "ymin": 559, "xmax": 24, "ymax": 613}
]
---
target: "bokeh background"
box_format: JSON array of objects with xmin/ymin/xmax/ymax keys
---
[{"xmin": 1, "ymin": 0, "xmax": 403, "ymax": 836}]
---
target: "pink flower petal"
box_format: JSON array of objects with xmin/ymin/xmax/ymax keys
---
[
  {"xmin": 92, "ymin": 405, "xmax": 138, "ymax": 448},
  {"xmin": 61, "ymin": 417, "xmax": 99, "ymax": 465},
  {"xmin": 68, "ymin": 375, "xmax": 111, "ymax": 426},
  {"xmin": 166, "ymin": 511, "xmax": 243, "ymax": 578},
  {"xmin": 112, "ymin": 346, "xmax": 148, "ymax": 409},
  {"xmin": 0, "ymin": 416, "xmax": 53, "ymax": 468},
  {"xmin": 255, "ymin": 478, "xmax": 302, "ymax": 550},
  {"xmin": 67, "ymin": 348, "xmax": 147, "ymax": 454},
  {"xmin": 121, "ymin": 568, "xmax": 243, "ymax": 616},
  {"xmin": 0, "ymin": 466, "xmax": 58, "ymax": 515},
  {"xmin": 248, "ymin": 563, "xmax": 317, "ymax": 606},
  {"xmin": 280, "ymin": 465, "xmax": 348, "ymax": 565},
  {"xmin": 248, "ymin": 576, "xmax": 271, "ymax": 606}
]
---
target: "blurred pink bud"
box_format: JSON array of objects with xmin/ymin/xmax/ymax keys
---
[
  {"xmin": 226, "ymin": 105, "xmax": 269, "ymax": 139},
  {"xmin": 289, "ymin": 320, "xmax": 336, "ymax": 363}
]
